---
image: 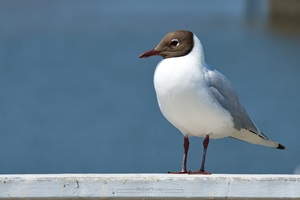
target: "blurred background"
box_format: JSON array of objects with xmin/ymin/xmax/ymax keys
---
[{"xmin": 0, "ymin": 0, "xmax": 299, "ymax": 174}]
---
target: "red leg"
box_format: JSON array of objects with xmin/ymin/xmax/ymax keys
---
[
  {"xmin": 189, "ymin": 135, "xmax": 211, "ymax": 175},
  {"xmin": 168, "ymin": 136, "xmax": 190, "ymax": 174}
]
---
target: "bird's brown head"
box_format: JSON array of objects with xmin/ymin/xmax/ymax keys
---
[{"xmin": 139, "ymin": 30, "xmax": 194, "ymax": 59}]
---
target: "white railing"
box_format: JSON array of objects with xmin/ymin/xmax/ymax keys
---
[{"xmin": 0, "ymin": 174, "xmax": 299, "ymax": 199}]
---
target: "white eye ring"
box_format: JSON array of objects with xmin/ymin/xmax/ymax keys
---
[{"xmin": 170, "ymin": 39, "xmax": 179, "ymax": 47}]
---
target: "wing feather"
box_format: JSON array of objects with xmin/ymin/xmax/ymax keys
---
[{"xmin": 203, "ymin": 66, "xmax": 268, "ymax": 139}]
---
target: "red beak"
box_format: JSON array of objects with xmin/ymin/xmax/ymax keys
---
[{"xmin": 139, "ymin": 49, "xmax": 161, "ymax": 58}]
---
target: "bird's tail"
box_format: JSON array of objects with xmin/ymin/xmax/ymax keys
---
[{"xmin": 231, "ymin": 129, "xmax": 285, "ymax": 150}]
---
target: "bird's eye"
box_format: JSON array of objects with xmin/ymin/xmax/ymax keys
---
[{"xmin": 170, "ymin": 39, "xmax": 179, "ymax": 47}]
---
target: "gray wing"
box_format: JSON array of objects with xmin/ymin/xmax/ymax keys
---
[{"xmin": 204, "ymin": 66, "xmax": 266, "ymax": 137}]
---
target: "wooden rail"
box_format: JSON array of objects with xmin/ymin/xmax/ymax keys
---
[{"xmin": 0, "ymin": 174, "xmax": 300, "ymax": 199}]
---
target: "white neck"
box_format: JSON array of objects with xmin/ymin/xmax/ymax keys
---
[
  {"xmin": 190, "ymin": 34, "xmax": 205, "ymax": 65},
  {"xmin": 154, "ymin": 34, "xmax": 207, "ymax": 94}
]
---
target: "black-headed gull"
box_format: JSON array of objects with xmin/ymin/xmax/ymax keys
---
[{"xmin": 139, "ymin": 30, "xmax": 285, "ymax": 174}]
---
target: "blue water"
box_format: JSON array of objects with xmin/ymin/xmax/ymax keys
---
[{"xmin": 0, "ymin": 0, "xmax": 299, "ymax": 174}]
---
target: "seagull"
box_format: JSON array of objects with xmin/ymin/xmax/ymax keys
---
[{"xmin": 139, "ymin": 30, "xmax": 285, "ymax": 174}]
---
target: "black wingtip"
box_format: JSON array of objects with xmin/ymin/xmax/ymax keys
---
[{"xmin": 277, "ymin": 143, "xmax": 285, "ymax": 150}]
